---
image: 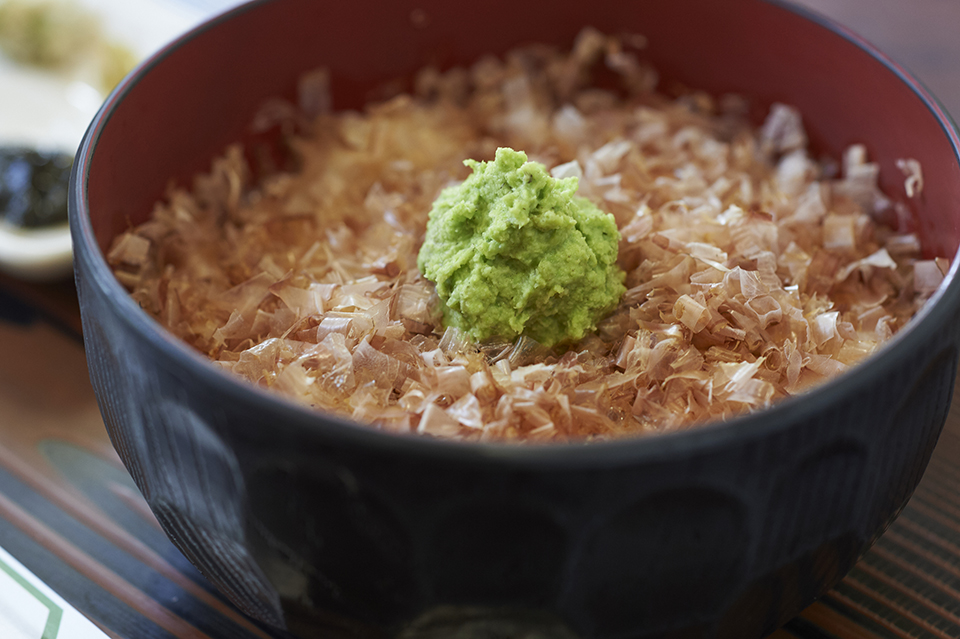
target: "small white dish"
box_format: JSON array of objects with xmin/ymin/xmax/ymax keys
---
[
  {"xmin": 0, "ymin": 0, "xmax": 222, "ymax": 280},
  {"xmin": 0, "ymin": 221, "xmax": 73, "ymax": 280}
]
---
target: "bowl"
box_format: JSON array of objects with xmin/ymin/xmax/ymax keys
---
[{"xmin": 69, "ymin": 0, "xmax": 960, "ymax": 637}]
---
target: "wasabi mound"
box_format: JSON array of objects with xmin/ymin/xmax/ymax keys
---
[{"xmin": 418, "ymin": 147, "xmax": 625, "ymax": 346}]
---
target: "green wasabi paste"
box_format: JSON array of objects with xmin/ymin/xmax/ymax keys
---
[{"xmin": 417, "ymin": 147, "xmax": 626, "ymax": 347}]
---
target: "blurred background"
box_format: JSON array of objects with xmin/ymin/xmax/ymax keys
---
[{"xmin": 794, "ymin": 0, "xmax": 960, "ymax": 120}]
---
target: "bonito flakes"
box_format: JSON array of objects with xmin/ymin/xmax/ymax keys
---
[{"xmin": 109, "ymin": 29, "xmax": 945, "ymax": 442}]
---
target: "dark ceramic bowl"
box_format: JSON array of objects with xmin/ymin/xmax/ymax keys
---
[{"xmin": 70, "ymin": 0, "xmax": 960, "ymax": 637}]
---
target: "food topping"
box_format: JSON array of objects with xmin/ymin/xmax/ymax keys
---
[
  {"xmin": 0, "ymin": 147, "xmax": 71, "ymax": 228},
  {"xmin": 0, "ymin": 0, "xmax": 137, "ymax": 92},
  {"xmin": 418, "ymin": 147, "xmax": 625, "ymax": 346},
  {"xmin": 109, "ymin": 29, "xmax": 943, "ymax": 442}
]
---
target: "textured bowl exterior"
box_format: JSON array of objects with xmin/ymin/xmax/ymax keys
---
[{"xmin": 70, "ymin": 0, "xmax": 960, "ymax": 637}]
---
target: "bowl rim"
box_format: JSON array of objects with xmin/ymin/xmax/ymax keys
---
[{"xmin": 70, "ymin": 0, "xmax": 960, "ymax": 469}]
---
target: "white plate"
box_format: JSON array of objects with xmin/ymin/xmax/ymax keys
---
[{"xmin": 0, "ymin": 0, "xmax": 225, "ymax": 280}]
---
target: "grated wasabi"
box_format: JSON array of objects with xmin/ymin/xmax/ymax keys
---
[{"xmin": 417, "ymin": 147, "xmax": 626, "ymax": 347}]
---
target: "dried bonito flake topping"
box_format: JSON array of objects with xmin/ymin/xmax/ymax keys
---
[
  {"xmin": 417, "ymin": 146, "xmax": 625, "ymax": 346},
  {"xmin": 110, "ymin": 28, "xmax": 937, "ymax": 443}
]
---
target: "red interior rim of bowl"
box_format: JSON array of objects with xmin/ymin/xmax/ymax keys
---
[{"xmin": 69, "ymin": 0, "xmax": 960, "ymax": 466}]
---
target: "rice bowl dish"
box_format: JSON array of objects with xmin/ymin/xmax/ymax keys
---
[{"xmin": 109, "ymin": 28, "xmax": 944, "ymax": 441}]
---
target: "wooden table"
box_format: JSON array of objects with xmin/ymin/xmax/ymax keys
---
[{"xmin": 1, "ymin": 1, "xmax": 960, "ymax": 637}]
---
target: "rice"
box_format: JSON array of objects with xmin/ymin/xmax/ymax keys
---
[{"xmin": 109, "ymin": 28, "xmax": 942, "ymax": 442}]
